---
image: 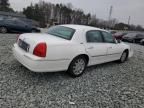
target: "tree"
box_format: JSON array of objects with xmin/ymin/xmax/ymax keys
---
[
  {"xmin": 89, "ymin": 14, "xmax": 97, "ymax": 26},
  {"xmin": 129, "ymin": 24, "xmax": 136, "ymax": 30},
  {"xmin": 135, "ymin": 25, "xmax": 143, "ymax": 31},
  {"xmin": 108, "ymin": 18, "xmax": 118, "ymax": 29},
  {"xmin": 22, "ymin": 1, "xmax": 143, "ymax": 29},
  {"xmin": 0, "ymin": 0, "xmax": 13, "ymax": 12},
  {"xmin": 114, "ymin": 23, "xmax": 130, "ymax": 30},
  {"xmin": 23, "ymin": 3, "xmax": 46, "ymax": 27}
]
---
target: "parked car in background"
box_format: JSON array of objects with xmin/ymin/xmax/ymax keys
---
[
  {"xmin": 134, "ymin": 33, "xmax": 144, "ymax": 43},
  {"xmin": 13, "ymin": 25, "xmax": 133, "ymax": 77},
  {"xmin": 21, "ymin": 18, "xmax": 39, "ymax": 27},
  {"xmin": 140, "ymin": 39, "xmax": 144, "ymax": 45},
  {"xmin": 113, "ymin": 32, "xmax": 127, "ymax": 40},
  {"xmin": 0, "ymin": 18, "xmax": 40, "ymax": 33},
  {"xmin": 110, "ymin": 30, "xmax": 117, "ymax": 34},
  {"xmin": 122, "ymin": 33, "xmax": 144, "ymax": 43}
]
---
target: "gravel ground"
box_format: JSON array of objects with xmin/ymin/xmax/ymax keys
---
[{"xmin": 0, "ymin": 34, "xmax": 144, "ymax": 108}]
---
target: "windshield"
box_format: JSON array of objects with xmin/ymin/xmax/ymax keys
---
[{"xmin": 47, "ymin": 26, "xmax": 75, "ymax": 40}]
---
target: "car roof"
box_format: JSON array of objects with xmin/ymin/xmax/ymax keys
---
[
  {"xmin": 124, "ymin": 33, "xmax": 138, "ymax": 37},
  {"xmin": 59, "ymin": 24, "xmax": 108, "ymax": 32}
]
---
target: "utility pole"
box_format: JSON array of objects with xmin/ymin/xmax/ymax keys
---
[
  {"xmin": 108, "ymin": 6, "xmax": 113, "ymax": 28},
  {"xmin": 128, "ymin": 16, "xmax": 131, "ymax": 25},
  {"xmin": 109, "ymin": 6, "xmax": 113, "ymax": 21}
]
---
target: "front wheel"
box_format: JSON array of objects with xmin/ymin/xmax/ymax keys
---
[
  {"xmin": 68, "ymin": 56, "xmax": 87, "ymax": 77},
  {"xmin": 119, "ymin": 51, "xmax": 128, "ymax": 63}
]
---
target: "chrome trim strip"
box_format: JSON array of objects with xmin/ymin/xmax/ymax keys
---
[
  {"xmin": 91, "ymin": 52, "xmax": 121, "ymax": 57},
  {"xmin": 42, "ymin": 59, "xmax": 70, "ymax": 61},
  {"xmin": 24, "ymin": 55, "xmax": 70, "ymax": 61}
]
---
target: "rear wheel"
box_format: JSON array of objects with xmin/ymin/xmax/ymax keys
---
[
  {"xmin": 119, "ymin": 51, "xmax": 128, "ymax": 63},
  {"xmin": 68, "ymin": 56, "xmax": 87, "ymax": 77},
  {"xmin": 0, "ymin": 27, "xmax": 7, "ymax": 33}
]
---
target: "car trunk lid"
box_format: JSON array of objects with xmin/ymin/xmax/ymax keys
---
[{"xmin": 17, "ymin": 33, "xmax": 69, "ymax": 54}]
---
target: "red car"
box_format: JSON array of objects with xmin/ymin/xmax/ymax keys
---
[{"xmin": 113, "ymin": 32, "xmax": 127, "ymax": 40}]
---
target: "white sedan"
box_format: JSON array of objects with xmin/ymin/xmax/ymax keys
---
[{"xmin": 13, "ymin": 25, "xmax": 133, "ymax": 77}]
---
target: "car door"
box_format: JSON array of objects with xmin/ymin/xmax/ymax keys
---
[
  {"xmin": 4, "ymin": 19, "xmax": 17, "ymax": 31},
  {"xmin": 14, "ymin": 20, "xmax": 31, "ymax": 32},
  {"xmin": 5, "ymin": 19, "xmax": 22, "ymax": 32},
  {"xmin": 85, "ymin": 30, "xmax": 109, "ymax": 65},
  {"xmin": 101, "ymin": 31, "xmax": 123, "ymax": 61}
]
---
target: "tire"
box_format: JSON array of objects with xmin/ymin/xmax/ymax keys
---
[
  {"xmin": 31, "ymin": 29, "xmax": 37, "ymax": 33},
  {"xmin": 0, "ymin": 27, "xmax": 7, "ymax": 33},
  {"xmin": 119, "ymin": 51, "xmax": 128, "ymax": 63},
  {"xmin": 141, "ymin": 42, "xmax": 144, "ymax": 45},
  {"xmin": 132, "ymin": 39, "xmax": 135, "ymax": 43},
  {"xmin": 68, "ymin": 56, "xmax": 87, "ymax": 77}
]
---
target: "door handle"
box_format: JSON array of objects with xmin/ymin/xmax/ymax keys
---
[{"xmin": 88, "ymin": 46, "xmax": 94, "ymax": 49}]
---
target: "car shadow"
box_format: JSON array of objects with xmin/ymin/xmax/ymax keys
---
[
  {"xmin": 7, "ymin": 59, "xmax": 132, "ymax": 88},
  {"xmin": 14, "ymin": 60, "xmax": 120, "ymax": 79}
]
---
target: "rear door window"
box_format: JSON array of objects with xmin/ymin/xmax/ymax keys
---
[
  {"xmin": 86, "ymin": 30, "xmax": 104, "ymax": 43},
  {"xmin": 102, "ymin": 31, "xmax": 115, "ymax": 43}
]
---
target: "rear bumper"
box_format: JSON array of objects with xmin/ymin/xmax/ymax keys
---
[{"xmin": 13, "ymin": 44, "xmax": 70, "ymax": 72}]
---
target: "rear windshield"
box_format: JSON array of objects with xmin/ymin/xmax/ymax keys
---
[{"xmin": 47, "ymin": 26, "xmax": 75, "ymax": 40}]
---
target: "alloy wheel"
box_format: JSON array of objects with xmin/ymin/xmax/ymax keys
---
[{"xmin": 0, "ymin": 27, "xmax": 7, "ymax": 33}]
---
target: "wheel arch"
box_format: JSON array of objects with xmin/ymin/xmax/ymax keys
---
[
  {"xmin": 67, "ymin": 54, "xmax": 89, "ymax": 77},
  {"xmin": 68, "ymin": 54, "xmax": 89, "ymax": 68},
  {"xmin": 123, "ymin": 49, "xmax": 129, "ymax": 58}
]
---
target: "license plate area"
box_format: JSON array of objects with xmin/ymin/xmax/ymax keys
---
[{"xmin": 18, "ymin": 39, "xmax": 30, "ymax": 52}]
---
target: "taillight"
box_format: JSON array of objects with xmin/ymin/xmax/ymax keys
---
[
  {"xmin": 16, "ymin": 34, "xmax": 20, "ymax": 42},
  {"xmin": 33, "ymin": 43, "xmax": 47, "ymax": 57}
]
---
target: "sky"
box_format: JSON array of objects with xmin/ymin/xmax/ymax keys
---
[{"xmin": 9, "ymin": 0, "xmax": 144, "ymax": 26}]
